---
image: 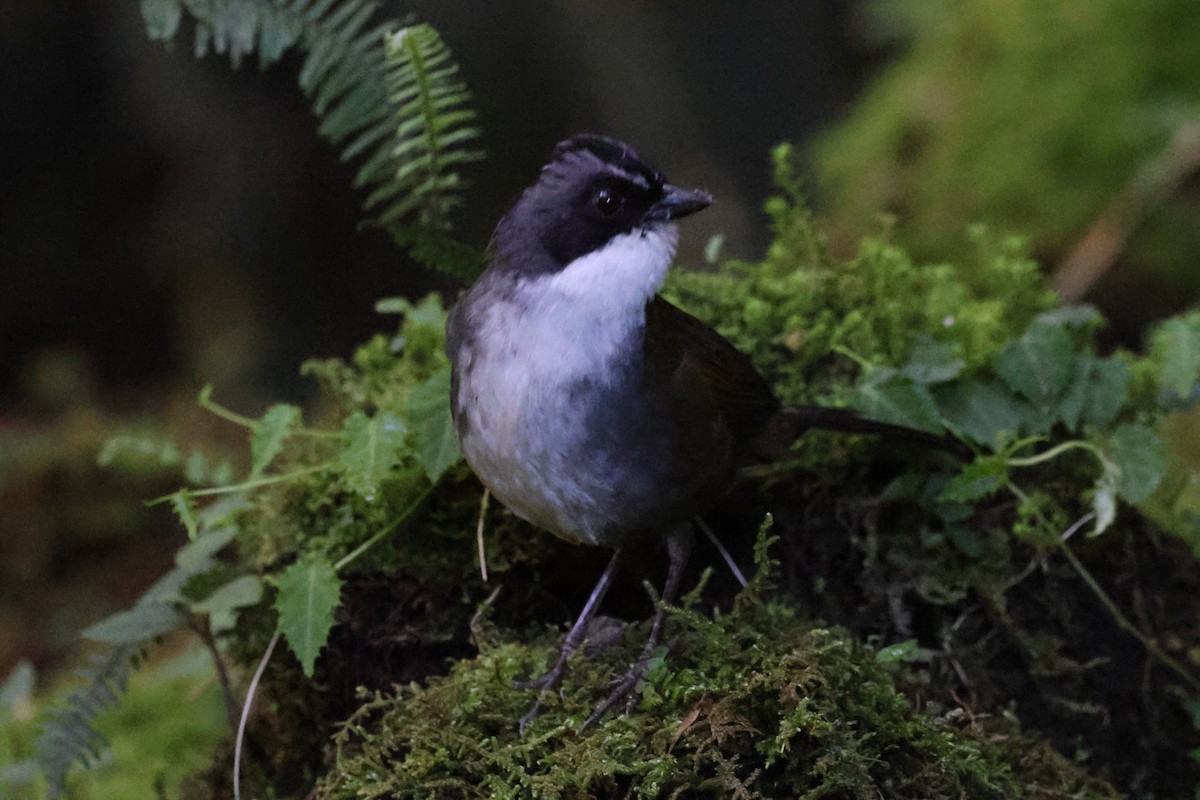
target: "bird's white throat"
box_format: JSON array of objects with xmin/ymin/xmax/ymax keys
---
[{"xmin": 481, "ymin": 224, "xmax": 679, "ymax": 382}]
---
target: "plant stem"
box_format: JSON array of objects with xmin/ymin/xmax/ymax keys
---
[
  {"xmin": 334, "ymin": 484, "xmax": 434, "ymax": 572},
  {"xmin": 1057, "ymin": 538, "xmax": 1200, "ymax": 692},
  {"xmin": 1005, "ymin": 439, "xmax": 1102, "ymax": 468}
]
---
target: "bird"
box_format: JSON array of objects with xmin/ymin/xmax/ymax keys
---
[{"xmin": 445, "ymin": 134, "xmax": 960, "ymax": 730}]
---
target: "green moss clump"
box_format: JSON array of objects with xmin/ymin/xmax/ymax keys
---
[
  {"xmin": 666, "ymin": 145, "xmax": 1057, "ymax": 408},
  {"xmin": 315, "ymin": 539, "xmax": 1118, "ymax": 800}
]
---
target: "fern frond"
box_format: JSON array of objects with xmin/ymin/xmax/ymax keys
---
[
  {"xmin": 35, "ymin": 645, "xmax": 140, "ymax": 799},
  {"xmin": 139, "ymin": 0, "xmax": 486, "ymax": 276},
  {"xmin": 33, "ymin": 508, "xmax": 241, "ymax": 796},
  {"xmin": 371, "ymin": 24, "xmax": 484, "ymax": 232}
]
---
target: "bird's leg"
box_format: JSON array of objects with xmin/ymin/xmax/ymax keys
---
[
  {"xmin": 584, "ymin": 523, "xmax": 693, "ymax": 729},
  {"xmin": 518, "ymin": 547, "xmax": 624, "ymax": 733}
]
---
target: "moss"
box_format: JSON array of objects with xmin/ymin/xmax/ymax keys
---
[
  {"xmin": 314, "ymin": 538, "xmax": 1118, "ymax": 800},
  {"xmin": 666, "ymin": 145, "xmax": 1057, "ymax": 410}
]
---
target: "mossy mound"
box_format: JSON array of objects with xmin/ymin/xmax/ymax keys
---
[{"xmin": 315, "ymin": 544, "xmax": 1119, "ymax": 800}]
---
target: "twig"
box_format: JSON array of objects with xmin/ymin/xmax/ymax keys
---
[
  {"xmin": 234, "ymin": 631, "xmax": 279, "ymax": 800},
  {"xmin": 1054, "ymin": 121, "xmax": 1200, "ymax": 301},
  {"xmin": 476, "ymin": 488, "xmax": 491, "ymax": 582}
]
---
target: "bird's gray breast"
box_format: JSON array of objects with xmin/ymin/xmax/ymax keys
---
[{"xmin": 448, "ymin": 287, "xmax": 682, "ymax": 547}]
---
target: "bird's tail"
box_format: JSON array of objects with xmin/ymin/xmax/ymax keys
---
[{"xmin": 750, "ymin": 405, "xmax": 971, "ymax": 461}]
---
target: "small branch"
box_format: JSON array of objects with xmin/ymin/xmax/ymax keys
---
[
  {"xmin": 234, "ymin": 631, "xmax": 280, "ymax": 800},
  {"xmin": 476, "ymin": 488, "xmax": 491, "ymax": 582},
  {"xmin": 1054, "ymin": 121, "xmax": 1200, "ymax": 302},
  {"xmin": 192, "ymin": 617, "xmax": 239, "ymax": 732},
  {"xmin": 1057, "ymin": 538, "xmax": 1200, "ymax": 693}
]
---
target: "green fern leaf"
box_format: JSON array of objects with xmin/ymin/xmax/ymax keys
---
[
  {"xmin": 137, "ymin": 1, "xmax": 485, "ymax": 275},
  {"xmin": 375, "ymin": 24, "xmax": 484, "ymax": 233},
  {"xmin": 36, "ymin": 645, "xmax": 140, "ymax": 799}
]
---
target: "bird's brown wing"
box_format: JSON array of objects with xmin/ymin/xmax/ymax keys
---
[
  {"xmin": 643, "ymin": 295, "xmax": 782, "ymax": 442},
  {"xmin": 643, "ymin": 296, "xmax": 970, "ymax": 463}
]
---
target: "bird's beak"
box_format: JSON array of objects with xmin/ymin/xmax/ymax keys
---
[{"xmin": 644, "ymin": 184, "xmax": 713, "ymax": 223}]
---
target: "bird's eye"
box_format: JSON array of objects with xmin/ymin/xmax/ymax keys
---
[{"xmin": 592, "ymin": 189, "xmax": 624, "ymax": 217}]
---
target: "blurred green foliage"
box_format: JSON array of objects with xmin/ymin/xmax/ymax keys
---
[
  {"xmin": 2, "ymin": 645, "xmax": 226, "ymax": 800},
  {"xmin": 813, "ymin": 0, "xmax": 1200, "ymax": 306}
]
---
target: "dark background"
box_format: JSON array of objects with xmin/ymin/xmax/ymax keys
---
[{"xmin": 0, "ymin": 1, "xmax": 883, "ymax": 413}]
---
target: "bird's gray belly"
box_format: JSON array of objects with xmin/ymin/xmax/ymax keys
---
[{"xmin": 454, "ymin": 360, "xmax": 712, "ymax": 547}]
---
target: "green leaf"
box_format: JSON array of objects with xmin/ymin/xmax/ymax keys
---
[
  {"xmin": 174, "ymin": 524, "xmax": 237, "ymax": 572},
  {"xmin": 1152, "ymin": 312, "xmax": 1200, "ymax": 398},
  {"xmin": 376, "ymin": 293, "xmax": 446, "ymax": 330},
  {"xmin": 140, "ymin": 0, "xmax": 182, "ymax": 41},
  {"xmin": 1, "ymin": 660, "xmax": 35, "ymax": 714},
  {"xmin": 407, "ymin": 367, "xmax": 461, "ymax": 482},
  {"xmin": 938, "ymin": 457, "xmax": 1008, "ymax": 503},
  {"xmin": 169, "ymin": 489, "xmax": 199, "ymax": 540},
  {"xmin": 191, "ymin": 574, "xmax": 264, "ymax": 635},
  {"xmin": 274, "ymin": 557, "xmax": 343, "ymax": 678},
  {"xmin": 1080, "ymin": 358, "xmax": 1129, "ymax": 428},
  {"xmin": 96, "ymin": 432, "xmax": 182, "ymax": 470},
  {"xmin": 340, "ymin": 410, "xmax": 408, "ymax": 498},
  {"xmin": 379, "ymin": 24, "xmax": 484, "ymax": 234},
  {"xmin": 251, "ymin": 403, "xmax": 301, "ymax": 476},
  {"xmin": 993, "ymin": 321, "xmax": 1073, "ymax": 405},
  {"xmin": 874, "ymin": 639, "xmax": 932, "ymax": 664},
  {"xmin": 1058, "ymin": 356, "xmax": 1129, "ymax": 432},
  {"xmin": 82, "ymin": 604, "xmax": 184, "ymax": 645},
  {"xmin": 850, "ymin": 376, "xmax": 942, "ymax": 433},
  {"xmin": 1106, "ymin": 423, "xmax": 1167, "ymax": 503},
  {"xmin": 945, "ymin": 525, "xmax": 985, "ymax": 558},
  {"xmin": 934, "ymin": 381, "xmax": 1029, "ymax": 448},
  {"xmin": 900, "ymin": 338, "xmax": 964, "ymax": 385}
]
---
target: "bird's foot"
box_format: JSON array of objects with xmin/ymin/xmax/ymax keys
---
[
  {"xmin": 582, "ymin": 642, "xmax": 670, "ymax": 730},
  {"xmin": 515, "ymin": 647, "xmax": 574, "ymax": 733}
]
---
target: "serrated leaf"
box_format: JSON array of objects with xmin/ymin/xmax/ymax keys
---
[
  {"xmin": 934, "ymin": 380, "xmax": 1030, "ymax": 448},
  {"xmin": 340, "ymin": 410, "xmax": 408, "ymax": 498},
  {"xmin": 1106, "ymin": 423, "xmax": 1167, "ymax": 503},
  {"xmin": 82, "ymin": 604, "xmax": 184, "ymax": 645},
  {"xmin": 274, "ymin": 558, "xmax": 342, "ymax": 677},
  {"xmin": 251, "ymin": 403, "xmax": 301, "ymax": 476},
  {"xmin": 1153, "ymin": 313, "xmax": 1200, "ymax": 398},
  {"xmin": 850, "ymin": 376, "xmax": 942, "ymax": 433},
  {"xmin": 993, "ymin": 322, "xmax": 1074, "ymax": 404},
  {"xmin": 938, "ymin": 457, "xmax": 1008, "ymax": 503},
  {"xmin": 407, "ymin": 368, "xmax": 460, "ymax": 482}
]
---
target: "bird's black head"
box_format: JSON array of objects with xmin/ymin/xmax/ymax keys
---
[{"xmin": 491, "ymin": 134, "xmax": 712, "ymax": 275}]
